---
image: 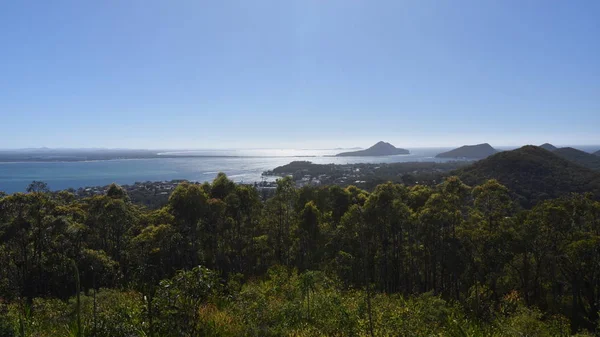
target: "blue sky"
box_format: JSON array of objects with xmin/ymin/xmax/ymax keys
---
[{"xmin": 1, "ymin": 0, "xmax": 598, "ymax": 149}]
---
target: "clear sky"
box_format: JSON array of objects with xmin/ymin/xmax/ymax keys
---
[{"xmin": 1, "ymin": 0, "xmax": 598, "ymax": 149}]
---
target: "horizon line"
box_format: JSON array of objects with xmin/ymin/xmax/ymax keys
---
[{"xmin": 2, "ymin": 143, "xmax": 600, "ymax": 151}]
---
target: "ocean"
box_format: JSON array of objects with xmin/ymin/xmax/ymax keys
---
[{"xmin": 0, "ymin": 147, "xmax": 456, "ymax": 193}]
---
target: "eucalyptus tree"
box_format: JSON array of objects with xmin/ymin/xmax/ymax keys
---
[
  {"xmin": 363, "ymin": 182, "xmax": 411, "ymax": 293},
  {"xmin": 262, "ymin": 176, "xmax": 297, "ymax": 266},
  {"xmin": 168, "ymin": 182, "xmax": 208, "ymax": 267}
]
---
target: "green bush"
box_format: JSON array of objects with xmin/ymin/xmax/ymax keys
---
[
  {"xmin": 78, "ymin": 289, "xmax": 145, "ymax": 337},
  {"xmin": 0, "ymin": 314, "xmax": 14, "ymax": 337}
]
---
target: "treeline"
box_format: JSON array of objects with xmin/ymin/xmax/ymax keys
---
[{"xmin": 0, "ymin": 174, "xmax": 599, "ymax": 336}]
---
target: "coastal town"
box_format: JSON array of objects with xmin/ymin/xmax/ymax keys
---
[
  {"xmin": 73, "ymin": 180, "xmax": 185, "ymax": 198},
  {"xmin": 261, "ymin": 160, "xmax": 469, "ymax": 189},
  {"xmin": 70, "ymin": 179, "xmax": 280, "ymax": 208}
]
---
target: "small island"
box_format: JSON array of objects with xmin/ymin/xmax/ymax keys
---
[
  {"xmin": 435, "ymin": 143, "xmax": 497, "ymax": 159},
  {"xmin": 335, "ymin": 141, "xmax": 409, "ymax": 157}
]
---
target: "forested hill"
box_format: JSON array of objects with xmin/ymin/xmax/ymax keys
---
[
  {"xmin": 595, "ymin": 149, "xmax": 600, "ymax": 156},
  {"xmin": 553, "ymin": 147, "xmax": 600, "ymax": 171},
  {"xmin": 435, "ymin": 143, "xmax": 497, "ymax": 159},
  {"xmin": 455, "ymin": 145, "xmax": 600, "ymax": 207}
]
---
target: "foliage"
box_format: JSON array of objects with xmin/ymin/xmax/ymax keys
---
[{"xmin": 0, "ymin": 172, "xmax": 599, "ymax": 335}]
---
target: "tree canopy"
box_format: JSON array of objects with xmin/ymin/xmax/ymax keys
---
[{"xmin": 0, "ymin": 173, "xmax": 599, "ymax": 336}]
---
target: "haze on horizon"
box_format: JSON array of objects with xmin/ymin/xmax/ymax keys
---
[{"xmin": 1, "ymin": 1, "xmax": 598, "ymax": 149}]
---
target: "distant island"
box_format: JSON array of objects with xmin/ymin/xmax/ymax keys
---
[
  {"xmin": 435, "ymin": 143, "xmax": 497, "ymax": 159},
  {"xmin": 335, "ymin": 141, "xmax": 409, "ymax": 157},
  {"xmin": 333, "ymin": 147, "xmax": 362, "ymax": 150},
  {"xmin": 0, "ymin": 148, "xmax": 319, "ymax": 162},
  {"xmin": 539, "ymin": 143, "xmax": 558, "ymax": 151}
]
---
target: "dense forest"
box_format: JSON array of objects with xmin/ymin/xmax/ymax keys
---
[{"xmin": 0, "ymin": 172, "xmax": 599, "ymax": 336}]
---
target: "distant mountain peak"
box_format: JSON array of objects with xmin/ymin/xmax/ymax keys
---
[
  {"xmin": 370, "ymin": 141, "xmax": 396, "ymax": 150},
  {"xmin": 336, "ymin": 141, "xmax": 409, "ymax": 157},
  {"xmin": 539, "ymin": 143, "xmax": 558, "ymax": 151}
]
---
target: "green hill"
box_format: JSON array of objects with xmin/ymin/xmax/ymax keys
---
[
  {"xmin": 553, "ymin": 147, "xmax": 600, "ymax": 171},
  {"xmin": 336, "ymin": 141, "xmax": 409, "ymax": 156},
  {"xmin": 454, "ymin": 145, "xmax": 600, "ymax": 208},
  {"xmin": 435, "ymin": 143, "xmax": 497, "ymax": 159},
  {"xmin": 539, "ymin": 143, "xmax": 557, "ymax": 151}
]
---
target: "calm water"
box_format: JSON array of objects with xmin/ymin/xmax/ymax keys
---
[{"xmin": 0, "ymin": 148, "xmax": 457, "ymax": 193}]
